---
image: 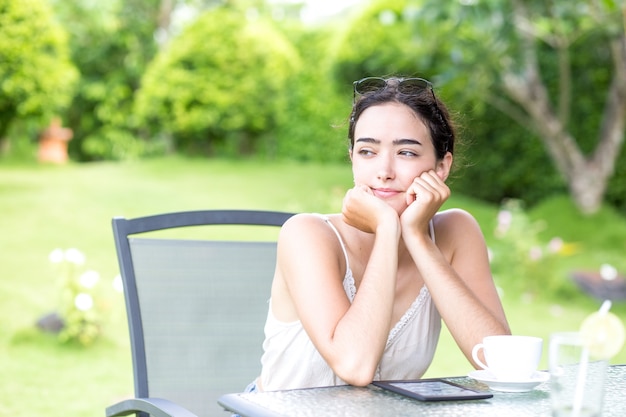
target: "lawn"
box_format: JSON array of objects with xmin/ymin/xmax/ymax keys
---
[{"xmin": 1, "ymin": 157, "xmax": 625, "ymax": 417}]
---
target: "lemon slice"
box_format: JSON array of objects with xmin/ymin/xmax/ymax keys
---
[{"xmin": 579, "ymin": 301, "xmax": 625, "ymax": 359}]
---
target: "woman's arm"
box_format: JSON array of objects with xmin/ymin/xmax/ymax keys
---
[
  {"xmin": 399, "ymin": 170, "xmax": 510, "ymax": 367},
  {"xmin": 272, "ymin": 189, "xmax": 400, "ymax": 386},
  {"xmin": 403, "ymin": 208, "xmax": 511, "ymax": 367}
]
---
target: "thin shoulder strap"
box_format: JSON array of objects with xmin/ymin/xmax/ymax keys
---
[
  {"xmin": 314, "ymin": 214, "xmax": 350, "ymax": 271},
  {"xmin": 313, "ymin": 215, "xmax": 432, "ymax": 269},
  {"xmin": 429, "ymin": 219, "xmax": 436, "ymax": 243}
]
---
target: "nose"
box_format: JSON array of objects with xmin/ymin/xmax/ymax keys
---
[{"xmin": 376, "ymin": 153, "xmax": 395, "ymax": 181}]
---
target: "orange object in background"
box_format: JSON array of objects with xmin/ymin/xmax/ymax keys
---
[{"xmin": 38, "ymin": 117, "xmax": 73, "ymax": 163}]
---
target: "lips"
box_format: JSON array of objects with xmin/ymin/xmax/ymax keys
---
[{"xmin": 372, "ymin": 188, "xmax": 401, "ymax": 198}]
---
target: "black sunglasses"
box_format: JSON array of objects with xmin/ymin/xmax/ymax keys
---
[{"xmin": 352, "ymin": 77, "xmax": 434, "ymax": 103}]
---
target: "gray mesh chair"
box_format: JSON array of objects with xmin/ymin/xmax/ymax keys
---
[{"xmin": 106, "ymin": 210, "xmax": 295, "ymax": 417}]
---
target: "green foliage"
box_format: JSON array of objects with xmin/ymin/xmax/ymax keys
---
[
  {"xmin": 52, "ymin": 0, "xmax": 161, "ymax": 161},
  {"xmin": 135, "ymin": 6, "xmax": 301, "ymax": 156},
  {"xmin": 271, "ymin": 28, "xmax": 349, "ymax": 162},
  {"xmin": 489, "ymin": 199, "xmax": 580, "ymax": 299},
  {"xmin": 448, "ymin": 101, "xmax": 567, "ymax": 206},
  {"xmin": 0, "ymin": 0, "xmax": 78, "ymax": 140},
  {"xmin": 331, "ymin": 0, "xmax": 439, "ymax": 84}
]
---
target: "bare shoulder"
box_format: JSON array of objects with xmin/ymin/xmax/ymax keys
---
[
  {"xmin": 433, "ymin": 208, "xmax": 486, "ymax": 249},
  {"xmin": 278, "ymin": 213, "xmax": 343, "ymax": 255},
  {"xmin": 273, "ymin": 213, "xmax": 346, "ymax": 322},
  {"xmin": 280, "ymin": 213, "xmax": 335, "ymax": 239},
  {"xmin": 434, "ymin": 208, "xmax": 482, "ymax": 231}
]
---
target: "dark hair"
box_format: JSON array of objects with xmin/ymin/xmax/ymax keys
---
[{"xmin": 348, "ymin": 77, "xmax": 455, "ymax": 160}]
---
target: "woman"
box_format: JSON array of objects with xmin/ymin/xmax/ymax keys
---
[{"xmin": 257, "ymin": 76, "xmax": 510, "ymax": 391}]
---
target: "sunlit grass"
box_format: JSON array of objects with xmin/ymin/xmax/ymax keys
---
[{"xmin": 1, "ymin": 157, "xmax": 625, "ymax": 416}]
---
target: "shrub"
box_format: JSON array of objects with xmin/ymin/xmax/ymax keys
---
[
  {"xmin": 51, "ymin": 0, "xmax": 160, "ymax": 161},
  {"xmin": 271, "ymin": 28, "xmax": 349, "ymax": 162},
  {"xmin": 135, "ymin": 6, "xmax": 301, "ymax": 156},
  {"xmin": 330, "ymin": 0, "xmax": 422, "ymax": 84},
  {"xmin": 44, "ymin": 248, "xmax": 119, "ymax": 346},
  {"xmin": 0, "ymin": 0, "xmax": 78, "ymax": 144}
]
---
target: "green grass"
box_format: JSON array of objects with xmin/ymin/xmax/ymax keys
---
[{"xmin": 1, "ymin": 157, "xmax": 625, "ymax": 416}]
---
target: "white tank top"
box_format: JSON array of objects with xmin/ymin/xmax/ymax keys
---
[{"xmin": 259, "ymin": 215, "xmax": 442, "ymax": 391}]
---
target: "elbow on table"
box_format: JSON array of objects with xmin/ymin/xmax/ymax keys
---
[{"xmin": 333, "ymin": 361, "xmax": 377, "ymax": 387}]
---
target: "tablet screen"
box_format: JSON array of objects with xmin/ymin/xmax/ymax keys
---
[{"xmin": 373, "ymin": 379, "xmax": 493, "ymax": 402}]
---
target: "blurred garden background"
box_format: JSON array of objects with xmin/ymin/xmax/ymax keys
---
[{"xmin": 1, "ymin": 0, "xmax": 626, "ymax": 416}]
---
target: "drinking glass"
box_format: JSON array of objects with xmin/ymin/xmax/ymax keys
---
[{"xmin": 549, "ymin": 332, "xmax": 608, "ymax": 417}]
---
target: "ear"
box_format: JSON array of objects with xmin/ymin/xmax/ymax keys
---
[
  {"xmin": 349, "ymin": 148, "xmax": 354, "ymax": 162},
  {"xmin": 435, "ymin": 152, "xmax": 453, "ymax": 182}
]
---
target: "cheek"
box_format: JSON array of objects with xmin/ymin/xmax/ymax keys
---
[
  {"xmin": 351, "ymin": 161, "xmax": 367, "ymax": 184},
  {"xmin": 398, "ymin": 161, "xmax": 429, "ymax": 181}
]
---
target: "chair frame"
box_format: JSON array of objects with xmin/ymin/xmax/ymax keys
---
[{"xmin": 107, "ymin": 209, "xmax": 294, "ymax": 417}]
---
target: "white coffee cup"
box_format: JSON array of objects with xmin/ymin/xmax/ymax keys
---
[{"xmin": 471, "ymin": 335, "xmax": 543, "ymax": 381}]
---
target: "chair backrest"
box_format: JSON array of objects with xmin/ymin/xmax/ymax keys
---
[{"xmin": 112, "ymin": 210, "xmax": 295, "ymax": 417}]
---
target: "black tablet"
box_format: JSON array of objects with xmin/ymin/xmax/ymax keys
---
[{"xmin": 372, "ymin": 378, "xmax": 493, "ymax": 402}]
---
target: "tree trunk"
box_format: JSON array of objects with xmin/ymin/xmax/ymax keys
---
[{"xmin": 569, "ymin": 166, "xmax": 609, "ymax": 214}]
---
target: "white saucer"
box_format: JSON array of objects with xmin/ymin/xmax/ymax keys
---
[{"xmin": 468, "ymin": 370, "xmax": 550, "ymax": 393}]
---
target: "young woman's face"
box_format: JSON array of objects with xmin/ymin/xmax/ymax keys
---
[{"xmin": 350, "ymin": 102, "xmax": 450, "ymax": 214}]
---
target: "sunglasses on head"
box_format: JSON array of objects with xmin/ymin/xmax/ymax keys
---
[
  {"xmin": 352, "ymin": 76, "xmax": 454, "ymax": 148},
  {"xmin": 352, "ymin": 77, "xmax": 433, "ymax": 103}
]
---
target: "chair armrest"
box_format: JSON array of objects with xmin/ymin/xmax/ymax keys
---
[{"xmin": 106, "ymin": 398, "xmax": 199, "ymax": 417}]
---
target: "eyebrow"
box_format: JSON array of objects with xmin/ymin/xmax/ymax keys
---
[{"xmin": 355, "ymin": 138, "xmax": 422, "ymax": 146}]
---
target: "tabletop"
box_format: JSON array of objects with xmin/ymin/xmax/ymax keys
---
[{"xmin": 219, "ymin": 364, "xmax": 626, "ymax": 416}]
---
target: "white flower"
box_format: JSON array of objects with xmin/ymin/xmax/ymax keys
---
[
  {"xmin": 64, "ymin": 248, "xmax": 85, "ymax": 265},
  {"xmin": 496, "ymin": 210, "xmax": 513, "ymax": 236},
  {"xmin": 600, "ymin": 264, "xmax": 618, "ymax": 281},
  {"xmin": 547, "ymin": 237, "xmax": 564, "ymax": 253},
  {"xmin": 79, "ymin": 270, "xmax": 100, "ymax": 288},
  {"xmin": 498, "ymin": 209, "xmax": 512, "ymax": 226},
  {"xmin": 74, "ymin": 293, "xmax": 93, "ymax": 311},
  {"xmin": 49, "ymin": 248, "xmax": 65, "ymax": 263},
  {"xmin": 112, "ymin": 275, "xmax": 124, "ymax": 293}
]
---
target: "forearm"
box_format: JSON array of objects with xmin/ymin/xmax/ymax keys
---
[
  {"xmin": 328, "ymin": 221, "xmax": 401, "ymax": 384},
  {"xmin": 403, "ymin": 232, "xmax": 510, "ymax": 365}
]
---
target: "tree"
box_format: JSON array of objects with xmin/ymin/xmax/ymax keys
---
[
  {"xmin": 419, "ymin": 0, "xmax": 626, "ymax": 214},
  {"xmin": 0, "ymin": 0, "xmax": 78, "ymax": 150}
]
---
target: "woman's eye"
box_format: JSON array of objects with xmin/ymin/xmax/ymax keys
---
[
  {"xmin": 358, "ymin": 149, "xmax": 375, "ymax": 156},
  {"xmin": 399, "ymin": 150, "xmax": 418, "ymax": 157}
]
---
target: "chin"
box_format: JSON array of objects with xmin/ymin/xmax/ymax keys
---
[
  {"xmin": 377, "ymin": 196, "xmax": 408, "ymax": 216},
  {"xmin": 394, "ymin": 203, "xmax": 409, "ymax": 216}
]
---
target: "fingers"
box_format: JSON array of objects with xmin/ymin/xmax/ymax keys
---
[
  {"xmin": 401, "ymin": 171, "xmax": 450, "ymax": 233},
  {"xmin": 343, "ymin": 185, "xmax": 397, "ymax": 233},
  {"xmin": 406, "ymin": 170, "xmax": 450, "ymax": 205}
]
